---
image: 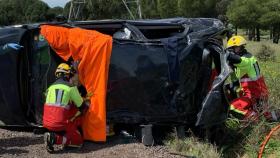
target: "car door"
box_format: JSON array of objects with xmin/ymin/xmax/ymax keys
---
[
  {"xmin": 0, "ymin": 27, "xmax": 29, "ymax": 125},
  {"xmin": 29, "ymin": 28, "xmax": 62, "ymax": 125}
]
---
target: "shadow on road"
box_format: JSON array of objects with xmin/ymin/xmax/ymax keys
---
[
  {"xmin": 0, "ymin": 148, "xmax": 29, "ymax": 155},
  {"xmin": 0, "ymin": 136, "xmax": 43, "ymax": 148},
  {"xmin": 52, "ymin": 134, "xmax": 138, "ymax": 154},
  {"xmin": 0, "ymin": 136, "xmax": 43, "ymax": 155}
]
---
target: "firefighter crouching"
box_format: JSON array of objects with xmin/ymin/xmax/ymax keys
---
[
  {"xmin": 43, "ymin": 63, "xmax": 88, "ymax": 152},
  {"xmin": 226, "ymin": 35, "xmax": 269, "ymax": 120}
]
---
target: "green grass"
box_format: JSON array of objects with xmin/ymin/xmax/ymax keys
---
[
  {"xmin": 165, "ymin": 135, "xmax": 222, "ymax": 158},
  {"xmin": 166, "ymin": 40, "xmax": 280, "ymax": 158},
  {"xmin": 246, "ymin": 41, "xmax": 280, "ymax": 59},
  {"xmin": 244, "ymin": 41, "xmax": 280, "ymax": 158}
]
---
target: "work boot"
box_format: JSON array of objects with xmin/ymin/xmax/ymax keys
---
[{"xmin": 44, "ymin": 132, "xmax": 55, "ymax": 153}]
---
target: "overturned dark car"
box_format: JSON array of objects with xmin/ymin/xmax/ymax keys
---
[{"xmin": 0, "ymin": 18, "xmax": 232, "ymax": 144}]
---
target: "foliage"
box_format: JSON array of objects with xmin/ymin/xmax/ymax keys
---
[
  {"xmin": 216, "ymin": 0, "xmax": 231, "ymax": 15},
  {"xmin": 227, "ymin": 0, "xmax": 264, "ymax": 28},
  {"xmin": 156, "ymin": 0, "xmax": 178, "ymax": 18},
  {"xmin": 256, "ymin": 44, "xmax": 276, "ymax": 61},
  {"xmin": 63, "ymin": 0, "xmax": 223, "ymax": 20},
  {"xmin": 0, "ymin": 0, "xmax": 65, "ymax": 25},
  {"xmin": 86, "ymin": 0, "xmax": 129, "ymax": 20},
  {"xmin": 178, "ymin": 0, "xmax": 219, "ymax": 18},
  {"xmin": 259, "ymin": 0, "xmax": 280, "ymax": 28},
  {"xmin": 227, "ymin": 0, "xmax": 280, "ymax": 42},
  {"xmin": 140, "ymin": 0, "xmax": 160, "ymax": 18},
  {"xmin": 165, "ymin": 134, "xmax": 222, "ymax": 158},
  {"xmin": 46, "ymin": 7, "xmax": 64, "ymax": 21}
]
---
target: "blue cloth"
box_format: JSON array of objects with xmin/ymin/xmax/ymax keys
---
[{"xmin": 0, "ymin": 43, "xmax": 23, "ymax": 55}]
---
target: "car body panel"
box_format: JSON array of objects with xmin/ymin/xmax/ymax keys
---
[{"xmin": 0, "ymin": 18, "xmax": 229, "ymax": 128}]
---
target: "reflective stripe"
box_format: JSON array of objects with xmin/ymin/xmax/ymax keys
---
[
  {"xmin": 62, "ymin": 136, "xmax": 67, "ymax": 145},
  {"xmin": 45, "ymin": 103, "xmax": 70, "ymax": 110},
  {"xmin": 240, "ymin": 75, "xmax": 261, "ymax": 82},
  {"xmin": 253, "ymin": 62, "xmax": 260, "ymax": 77},
  {"xmin": 230, "ymin": 104, "xmax": 246, "ymax": 115},
  {"xmin": 56, "ymin": 89, "xmax": 64, "ymax": 104},
  {"xmin": 46, "ymin": 84, "xmax": 71, "ymax": 105}
]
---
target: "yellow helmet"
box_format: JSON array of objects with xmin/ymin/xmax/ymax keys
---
[
  {"xmin": 55, "ymin": 63, "xmax": 71, "ymax": 76},
  {"xmin": 227, "ymin": 35, "xmax": 247, "ymax": 48}
]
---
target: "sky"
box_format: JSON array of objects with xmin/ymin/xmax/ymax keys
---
[{"xmin": 42, "ymin": 0, "xmax": 71, "ymax": 8}]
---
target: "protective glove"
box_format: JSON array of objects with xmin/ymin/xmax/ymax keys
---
[
  {"xmin": 3, "ymin": 43, "xmax": 23, "ymax": 51},
  {"xmin": 84, "ymin": 92, "xmax": 93, "ymax": 101},
  {"xmin": 1, "ymin": 43, "xmax": 23, "ymax": 55}
]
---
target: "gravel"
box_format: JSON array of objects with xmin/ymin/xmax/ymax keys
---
[{"xmin": 0, "ymin": 128, "xmax": 185, "ymax": 158}]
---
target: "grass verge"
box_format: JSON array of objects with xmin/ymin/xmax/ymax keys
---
[
  {"xmin": 166, "ymin": 40, "xmax": 280, "ymax": 158},
  {"xmin": 165, "ymin": 135, "xmax": 222, "ymax": 158}
]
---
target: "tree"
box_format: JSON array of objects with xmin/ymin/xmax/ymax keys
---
[
  {"xmin": 46, "ymin": 7, "xmax": 64, "ymax": 21},
  {"xmin": 178, "ymin": 0, "xmax": 219, "ymax": 18},
  {"xmin": 0, "ymin": 0, "xmax": 50, "ymax": 25},
  {"xmin": 140, "ymin": 0, "xmax": 160, "ymax": 18},
  {"xmin": 227, "ymin": 0, "xmax": 265, "ymax": 41},
  {"xmin": 201, "ymin": 0, "xmax": 220, "ymax": 17},
  {"xmin": 178, "ymin": 0, "xmax": 202, "ymax": 17},
  {"xmin": 25, "ymin": 0, "xmax": 49, "ymax": 22},
  {"xmin": 216, "ymin": 0, "xmax": 231, "ymax": 17},
  {"xmin": 85, "ymin": 0, "xmax": 129, "ymax": 20},
  {"xmin": 259, "ymin": 0, "xmax": 280, "ymax": 43},
  {"xmin": 157, "ymin": 0, "xmax": 178, "ymax": 18}
]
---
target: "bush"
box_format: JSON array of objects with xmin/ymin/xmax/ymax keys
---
[{"xmin": 256, "ymin": 44, "xmax": 276, "ymax": 61}]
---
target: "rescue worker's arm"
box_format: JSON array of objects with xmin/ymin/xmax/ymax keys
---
[
  {"xmin": 227, "ymin": 52, "xmax": 241, "ymax": 64},
  {"xmin": 69, "ymin": 86, "xmax": 89, "ymax": 122},
  {"xmin": 235, "ymin": 57, "xmax": 252, "ymax": 68},
  {"xmin": 70, "ymin": 86, "xmax": 83, "ymax": 108},
  {"xmin": 228, "ymin": 53, "xmax": 253, "ymax": 70}
]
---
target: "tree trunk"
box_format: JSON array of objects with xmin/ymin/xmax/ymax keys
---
[
  {"xmin": 272, "ymin": 26, "xmax": 279, "ymax": 44},
  {"xmin": 270, "ymin": 26, "xmax": 273, "ymax": 40},
  {"xmin": 248, "ymin": 29, "xmax": 251, "ymax": 40},
  {"xmin": 252, "ymin": 28, "xmax": 256, "ymax": 41},
  {"xmin": 248, "ymin": 28, "xmax": 255, "ymax": 41},
  {"xmin": 256, "ymin": 27, "xmax": 260, "ymax": 41},
  {"xmin": 273, "ymin": 33, "xmax": 279, "ymax": 44}
]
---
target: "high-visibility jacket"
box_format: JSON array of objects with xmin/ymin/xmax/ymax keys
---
[
  {"xmin": 234, "ymin": 53, "xmax": 268, "ymax": 98},
  {"xmin": 229, "ymin": 51, "xmax": 268, "ymax": 115},
  {"xmin": 43, "ymin": 78, "xmax": 83, "ymax": 131}
]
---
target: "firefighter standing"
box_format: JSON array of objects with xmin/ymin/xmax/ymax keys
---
[
  {"xmin": 43, "ymin": 63, "xmax": 88, "ymax": 152},
  {"xmin": 226, "ymin": 35, "xmax": 269, "ymax": 120}
]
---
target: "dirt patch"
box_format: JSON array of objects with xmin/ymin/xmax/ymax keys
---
[{"xmin": 0, "ymin": 128, "xmax": 185, "ymax": 158}]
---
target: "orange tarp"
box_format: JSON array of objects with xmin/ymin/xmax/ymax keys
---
[{"xmin": 41, "ymin": 25, "xmax": 113, "ymax": 142}]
